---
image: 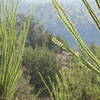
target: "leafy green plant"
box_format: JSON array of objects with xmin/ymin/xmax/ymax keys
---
[
  {"xmin": 0, "ymin": 0, "xmax": 31, "ymax": 100},
  {"xmin": 51, "ymin": 0, "xmax": 100, "ymax": 76}
]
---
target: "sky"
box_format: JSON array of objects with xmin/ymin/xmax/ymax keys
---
[
  {"xmin": 24, "ymin": 0, "xmax": 50, "ymax": 3},
  {"xmin": 24, "ymin": 0, "xmax": 76, "ymax": 4}
]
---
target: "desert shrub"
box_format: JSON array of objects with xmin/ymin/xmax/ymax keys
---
[
  {"xmin": 14, "ymin": 74, "xmax": 38, "ymax": 100},
  {"xmin": 23, "ymin": 47, "xmax": 61, "ymax": 96},
  {"xmin": 40, "ymin": 66, "xmax": 100, "ymax": 100}
]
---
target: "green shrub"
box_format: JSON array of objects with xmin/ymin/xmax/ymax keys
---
[
  {"xmin": 14, "ymin": 75, "xmax": 38, "ymax": 100},
  {"xmin": 23, "ymin": 47, "xmax": 61, "ymax": 96},
  {"xmin": 40, "ymin": 66, "xmax": 100, "ymax": 100}
]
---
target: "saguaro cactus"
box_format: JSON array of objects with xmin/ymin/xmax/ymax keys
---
[
  {"xmin": 0, "ymin": 0, "xmax": 31, "ymax": 100},
  {"xmin": 51, "ymin": 0, "xmax": 100, "ymax": 76}
]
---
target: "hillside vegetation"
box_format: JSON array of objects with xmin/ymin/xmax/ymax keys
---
[{"xmin": 0, "ymin": 0, "xmax": 99, "ymax": 100}]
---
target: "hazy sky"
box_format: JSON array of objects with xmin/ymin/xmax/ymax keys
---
[
  {"xmin": 24, "ymin": 0, "xmax": 50, "ymax": 3},
  {"xmin": 24, "ymin": 0, "xmax": 76, "ymax": 4}
]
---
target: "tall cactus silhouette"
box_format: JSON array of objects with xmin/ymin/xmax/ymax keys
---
[
  {"xmin": 51, "ymin": 0, "xmax": 100, "ymax": 76},
  {"xmin": 0, "ymin": 0, "xmax": 31, "ymax": 100}
]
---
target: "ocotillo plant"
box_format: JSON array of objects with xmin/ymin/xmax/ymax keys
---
[
  {"xmin": 0, "ymin": 0, "xmax": 31, "ymax": 100},
  {"xmin": 39, "ymin": 68, "xmax": 69, "ymax": 100},
  {"xmin": 51, "ymin": 0, "xmax": 100, "ymax": 76},
  {"xmin": 39, "ymin": 0, "xmax": 100, "ymax": 100},
  {"xmin": 82, "ymin": 0, "xmax": 100, "ymax": 30},
  {"xmin": 95, "ymin": 0, "xmax": 100, "ymax": 9}
]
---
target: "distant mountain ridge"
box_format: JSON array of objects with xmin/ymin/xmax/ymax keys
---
[{"xmin": 18, "ymin": 1, "xmax": 100, "ymax": 48}]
